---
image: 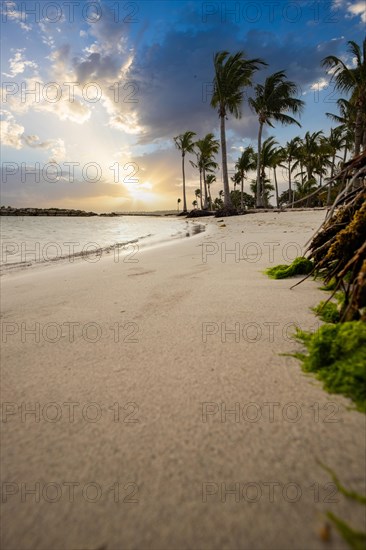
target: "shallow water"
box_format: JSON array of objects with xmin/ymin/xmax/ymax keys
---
[{"xmin": 0, "ymin": 216, "xmax": 205, "ymax": 274}]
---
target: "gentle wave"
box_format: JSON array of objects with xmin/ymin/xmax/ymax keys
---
[{"xmin": 0, "ymin": 216, "xmax": 205, "ymax": 274}]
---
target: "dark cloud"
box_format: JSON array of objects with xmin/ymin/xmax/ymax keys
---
[{"xmin": 130, "ymin": 24, "xmax": 347, "ymax": 144}]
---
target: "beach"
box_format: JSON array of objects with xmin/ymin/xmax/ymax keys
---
[{"xmin": 1, "ymin": 210, "xmax": 365, "ymax": 550}]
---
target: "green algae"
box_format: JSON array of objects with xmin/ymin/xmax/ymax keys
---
[
  {"xmin": 312, "ymin": 300, "xmax": 340, "ymax": 323},
  {"xmin": 265, "ymin": 257, "xmax": 313, "ymax": 279},
  {"xmin": 295, "ymin": 321, "xmax": 366, "ymax": 412}
]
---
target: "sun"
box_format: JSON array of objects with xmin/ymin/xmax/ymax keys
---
[{"xmin": 125, "ymin": 180, "xmax": 155, "ymax": 202}]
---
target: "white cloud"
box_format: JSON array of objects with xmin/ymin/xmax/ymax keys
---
[
  {"xmin": 0, "ymin": 110, "xmax": 24, "ymax": 149},
  {"xmin": 347, "ymin": 1, "xmax": 366, "ymax": 22},
  {"xmin": 310, "ymin": 78, "xmax": 329, "ymax": 91},
  {"xmin": 333, "ymin": 0, "xmax": 366, "ymax": 22},
  {"xmin": 3, "ymin": 49, "xmax": 38, "ymax": 78},
  {"xmin": 0, "ymin": 1, "xmax": 32, "ymax": 31},
  {"xmin": 0, "ymin": 110, "xmax": 66, "ymax": 161}
]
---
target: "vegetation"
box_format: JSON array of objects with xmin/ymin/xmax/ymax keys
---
[
  {"xmin": 319, "ymin": 462, "xmax": 366, "ymax": 550},
  {"xmin": 265, "ymin": 257, "xmax": 313, "ymax": 279},
  {"xmin": 173, "ymin": 131, "xmax": 196, "ymax": 213},
  {"xmin": 173, "ymin": 38, "xmax": 365, "ymax": 215},
  {"xmin": 248, "ymin": 71, "xmax": 304, "ymax": 207},
  {"xmin": 210, "ymin": 51, "xmax": 265, "ymax": 209},
  {"xmin": 294, "ymin": 321, "xmax": 366, "ymax": 411}
]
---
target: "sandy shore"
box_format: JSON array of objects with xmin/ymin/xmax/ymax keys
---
[{"xmin": 1, "ymin": 210, "xmax": 365, "ymax": 550}]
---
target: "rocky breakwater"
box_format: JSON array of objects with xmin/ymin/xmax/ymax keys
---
[{"xmin": 0, "ymin": 206, "xmax": 98, "ymax": 216}]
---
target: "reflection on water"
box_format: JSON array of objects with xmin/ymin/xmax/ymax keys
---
[{"xmin": 0, "ymin": 216, "xmax": 206, "ymax": 274}]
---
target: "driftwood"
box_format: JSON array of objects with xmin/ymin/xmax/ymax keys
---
[{"xmin": 291, "ymin": 151, "xmax": 366, "ymax": 321}]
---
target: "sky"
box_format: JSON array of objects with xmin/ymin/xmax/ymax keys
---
[{"xmin": 1, "ymin": 0, "xmax": 365, "ymax": 212}]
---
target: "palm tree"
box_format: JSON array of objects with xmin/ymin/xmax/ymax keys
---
[
  {"xmin": 193, "ymin": 133, "xmax": 220, "ymax": 209},
  {"xmin": 268, "ymin": 146, "xmax": 286, "ymax": 208},
  {"xmin": 248, "ymin": 70, "xmax": 304, "ymax": 207},
  {"xmin": 211, "ymin": 51, "xmax": 265, "ymax": 209},
  {"xmin": 206, "ymin": 173, "xmax": 216, "ymax": 210},
  {"xmin": 173, "ymin": 131, "xmax": 196, "ymax": 213},
  {"xmin": 195, "ymin": 188, "xmax": 201, "ymax": 208},
  {"xmin": 293, "ymin": 131, "xmax": 324, "ymax": 186},
  {"xmin": 322, "ymin": 38, "xmax": 366, "ymax": 156},
  {"xmin": 322, "ymin": 127, "xmax": 345, "ymax": 204},
  {"xmin": 326, "ymin": 98, "xmax": 356, "ymax": 162},
  {"xmin": 235, "ymin": 146, "xmax": 256, "ymax": 210},
  {"xmin": 254, "ymin": 136, "xmax": 278, "ymax": 207},
  {"xmin": 177, "ymin": 198, "xmax": 181, "ymax": 212},
  {"xmin": 283, "ymin": 137, "xmax": 301, "ymax": 207},
  {"xmin": 192, "ymin": 200, "xmax": 198, "ymax": 209}
]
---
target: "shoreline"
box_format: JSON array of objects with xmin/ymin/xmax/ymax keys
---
[
  {"xmin": 1, "ymin": 210, "xmax": 365, "ymax": 550},
  {"xmin": 0, "ymin": 217, "xmax": 209, "ymax": 277}
]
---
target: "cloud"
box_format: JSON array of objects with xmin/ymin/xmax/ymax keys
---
[
  {"xmin": 0, "ymin": 1, "xmax": 32, "ymax": 31},
  {"xmin": 0, "ymin": 110, "xmax": 24, "ymax": 148},
  {"xmin": 2, "ymin": 49, "xmax": 38, "ymax": 78},
  {"xmin": 347, "ymin": 1, "xmax": 366, "ymax": 22},
  {"xmin": 0, "ymin": 110, "xmax": 66, "ymax": 161}
]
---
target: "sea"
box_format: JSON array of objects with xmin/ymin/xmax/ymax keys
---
[{"xmin": 0, "ymin": 215, "xmax": 206, "ymax": 275}]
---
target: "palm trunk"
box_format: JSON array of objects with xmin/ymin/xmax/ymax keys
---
[
  {"xmin": 327, "ymin": 153, "xmax": 335, "ymax": 206},
  {"xmin": 261, "ymin": 166, "xmax": 266, "ymax": 206},
  {"xmin": 203, "ymin": 167, "xmax": 208, "ymax": 209},
  {"xmin": 182, "ymin": 153, "xmax": 187, "ymax": 212},
  {"xmin": 274, "ymin": 167, "xmax": 279, "ymax": 208},
  {"xmin": 288, "ymin": 159, "xmax": 292, "ymax": 207},
  {"xmin": 208, "ymin": 185, "xmax": 212, "ymax": 210},
  {"xmin": 354, "ymin": 106, "xmax": 363, "ymax": 156},
  {"xmin": 199, "ymin": 169, "xmax": 203, "ymax": 209},
  {"xmin": 240, "ymin": 174, "xmax": 244, "ymax": 211},
  {"xmin": 220, "ymin": 111, "xmax": 232, "ymax": 208},
  {"xmin": 256, "ymin": 122, "xmax": 264, "ymax": 207}
]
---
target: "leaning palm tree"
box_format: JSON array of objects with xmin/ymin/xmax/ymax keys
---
[
  {"xmin": 173, "ymin": 131, "xmax": 196, "ymax": 213},
  {"xmin": 322, "ymin": 38, "xmax": 366, "ymax": 156},
  {"xmin": 249, "ymin": 71, "xmax": 304, "ymax": 207},
  {"xmin": 211, "ymin": 51, "xmax": 265, "ymax": 209},
  {"xmin": 235, "ymin": 146, "xmax": 256, "ymax": 210}
]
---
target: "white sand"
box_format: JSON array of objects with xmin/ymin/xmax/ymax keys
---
[{"xmin": 1, "ymin": 210, "xmax": 365, "ymax": 550}]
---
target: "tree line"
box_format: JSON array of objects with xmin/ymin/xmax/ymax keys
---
[{"xmin": 174, "ymin": 38, "xmax": 365, "ymax": 213}]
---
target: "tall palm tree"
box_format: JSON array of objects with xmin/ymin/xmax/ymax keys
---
[
  {"xmin": 322, "ymin": 38, "xmax": 366, "ymax": 156},
  {"xmin": 254, "ymin": 136, "xmax": 279, "ymax": 207},
  {"xmin": 194, "ymin": 188, "xmax": 201, "ymax": 209},
  {"xmin": 194, "ymin": 133, "xmax": 220, "ymax": 209},
  {"xmin": 173, "ymin": 131, "xmax": 196, "ymax": 213},
  {"xmin": 268, "ymin": 146, "xmax": 286, "ymax": 208},
  {"xmin": 322, "ymin": 127, "xmax": 345, "ymax": 204},
  {"xmin": 206, "ymin": 173, "xmax": 216, "ymax": 210},
  {"xmin": 249, "ymin": 70, "xmax": 304, "ymax": 207},
  {"xmin": 235, "ymin": 146, "xmax": 256, "ymax": 210},
  {"xmin": 283, "ymin": 137, "xmax": 302, "ymax": 207},
  {"xmin": 293, "ymin": 131, "xmax": 324, "ymax": 186},
  {"xmin": 326, "ymin": 98, "xmax": 356, "ymax": 162},
  {"xmin": 211, "ymin": 51, "xmax": 265, "ymax": 209}
]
